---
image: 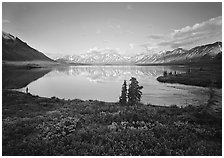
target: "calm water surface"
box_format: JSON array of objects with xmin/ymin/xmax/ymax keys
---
[{"xmin": 19, "ymin": 65, "xmax": 210, "ymax": 107}]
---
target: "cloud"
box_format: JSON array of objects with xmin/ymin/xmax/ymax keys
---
[
  {"xmin": 147, "ymin": 34, "xmax": 164, "ymax": 40},
  {"xmin": 107, "ymin": 21, "xmax": 122, "ymax": 31},
  {"xmin": 172, "ymin": 16, "xmax": 221, "ymax": 39},
  {"xmin": 86, "ymin": 47, "xmax": 121, "ymax": 54},
  {"xmin": 3, "ymin": 19, "xmax": 10, "ymax": 23},
  {"xmin": 147, "ymin": 24, "xmax": 153, "ymax": 29},
  {"xmin": 129, "ymin": 43, "xmax": 135, "ymax": 49},
  {"xmin": 96, "ymin": 29, "xmax": 102, "ymax": 34},
  {"xmin": 103, "ymin": 40, "xmax": 109, "ymax": 43},
  {"xmin": 116, "ymin": 25, "xmax": 121, "ymax": 29},
  {"xmin": 127, "ymin": 5, "xmax": 133, "ymax": 10},
  {"xmin": 158, "ymin": 16, "xmax": 222, "ymax": 48},
  {"xmin": 125, "ymin": 30, "xmax": 134, "ymax": 34},
  {"xmin": 139, "ymin": 43, "xmax": 158, "ymax": 52},
  {"xmin": 159, "ymin": 34, "xmax": 206, "ymax": 48},
  {"xmin": 87, "ymin": 47, "xmax": 98, "ymax": 53}
]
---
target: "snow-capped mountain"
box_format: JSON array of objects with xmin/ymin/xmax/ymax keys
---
[
  {"xmin": 129, "ymin": 53, "xmax": 150, "ymax": 63},
  {"xmin": 58, "ymin": 48, "xmax": 131, "ymax": 64},
  {"xmin": 134, "ymin": 42, "xmax": 221, "ymax": 64},
  {"xmin": 146, "ymin": 48, "xmax": 188, "ymax": 64},
  {"xmin": 155, "ymin": 42, "xmax": 222, "ymax": 64},
  {"xmin": 56, "ymin": 42, "xmax": 222, "ymax": 65}
]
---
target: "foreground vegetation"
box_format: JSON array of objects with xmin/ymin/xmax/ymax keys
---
[{"xmin": 2, "ymin": 90, "xmax": 221, "ymax": 156}]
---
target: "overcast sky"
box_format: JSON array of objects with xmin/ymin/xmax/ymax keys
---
[{"xmin": 2, "ymin": 2, "xmax": 222, "ymax": 58}]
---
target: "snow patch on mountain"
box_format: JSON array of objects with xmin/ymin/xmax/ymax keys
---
[{"xmin": 2, "ymin": 31, "xmax": 16, "ymax": 40}]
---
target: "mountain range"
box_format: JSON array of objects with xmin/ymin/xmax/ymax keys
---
[
  {"xmin": 2, "ymin": 31, "xmax": 222, "ymax": 65},
  {"xmin": 57, "ymin": 42, "xmax": 222, "ymax": 65},
  {"xmin": 2, "ymin": 31, "xmax": 53, "ymax": 61}
]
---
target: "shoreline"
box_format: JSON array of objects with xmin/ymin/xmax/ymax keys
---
[{"xmin": 157, "ymin": 69, "xmax": 222, "ymax": 89}]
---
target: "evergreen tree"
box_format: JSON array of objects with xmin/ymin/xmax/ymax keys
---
[
  {"xmin": 128, "ymin": 77, "xmax": 143, "ymax": 106},
  {"xmin": 119, "ymin": 80, "xmax": 127, "ymax": 105}
]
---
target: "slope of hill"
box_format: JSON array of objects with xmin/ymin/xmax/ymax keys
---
[
  {"xmin": 136, "ymin": 42, "xmax": 222, "ymax": 64},
  {"xmin": 183, "ymin": 41, "xmax": 222, "ymax": 64},
  {"xmin": 2, "ymin": 31, "xmax": 53, "ymax": 61},
  {"xmin": 150, "ymin": 48, "xmax": 188, "ymax": 64}
]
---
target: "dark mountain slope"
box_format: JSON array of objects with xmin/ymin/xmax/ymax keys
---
[{"xmin": 2, "ymin": 31, "xmax": 53, "ymax": 61}]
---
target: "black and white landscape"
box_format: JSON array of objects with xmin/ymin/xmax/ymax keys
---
[{"xmin": 2, "ymin": 2, "xmax": 222, "ymax": 156}]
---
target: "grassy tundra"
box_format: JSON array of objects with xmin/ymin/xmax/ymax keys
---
[
  {"xmin": 157, "ymin": 65, "xmax": 222, "ymax": 88},
  {"xmin": 2, "ymin": 89, "xmax": 221, "ymax": 156}
]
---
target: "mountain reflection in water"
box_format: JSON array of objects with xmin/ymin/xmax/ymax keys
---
[
  {"xmin": 51, "ymin": 65, "xmax": 186, "ymax": 83},
  {"xmin": 20, "ymin": 65, "xmax": 210, "ymax": 107}
]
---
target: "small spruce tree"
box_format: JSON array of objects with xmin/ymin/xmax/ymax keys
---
[
  {"xmin": 119, "ymin": 80, "xmax": 127, "ymax": 105},
  {"xmin": 163, "ymin": 71, "xmax": 167, "ymax": 77},
  {"xmin": 128, "ymin": 77, "xmax": 143, "ymax": 106}
]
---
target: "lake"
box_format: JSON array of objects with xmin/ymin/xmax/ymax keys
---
[{"xmin": 17, "ymin": 65, "xmax": 212, "ymax": 107}]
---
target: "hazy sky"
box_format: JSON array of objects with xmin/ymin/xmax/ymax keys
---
[{"xmin": 2, "ymin": 2, "xmax": 222, "ymax": 58}]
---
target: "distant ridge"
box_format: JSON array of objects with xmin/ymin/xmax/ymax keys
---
[
  {"xmin": 2, "ymin": 31, "xmax": 53, "ymax": 61},
  {"xmin": 57, "ymin": 41, "xmax": 222, "ymax": 65}
]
